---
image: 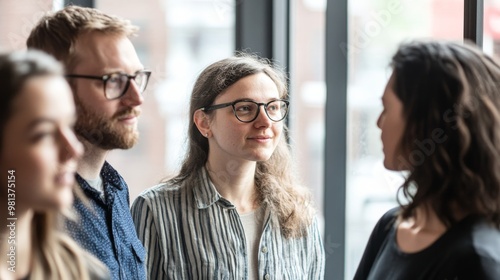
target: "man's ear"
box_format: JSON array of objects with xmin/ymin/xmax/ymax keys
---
[{"xmin": 193, "ymin": 109, "xmax": 211, "ymax": 137}]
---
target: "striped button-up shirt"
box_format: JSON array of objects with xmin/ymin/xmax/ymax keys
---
[{"xmin": 131, "ymin": 168, "xmax": 325, "ymax": 280}]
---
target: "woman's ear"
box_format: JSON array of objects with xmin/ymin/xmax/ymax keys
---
[{"xmin": 193, "ymin": 109, "xmax": 211, "ymax": 138}]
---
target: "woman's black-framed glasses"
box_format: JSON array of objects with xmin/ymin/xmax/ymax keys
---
[
  {"xmin": 66, "ymin": 70, "xmax": 152, "ymax": 100},
  {"xmin": 201, "ymin": 99, "xmax": 290, "ymax": 123}
]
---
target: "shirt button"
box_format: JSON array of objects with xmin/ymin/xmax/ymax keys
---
[
  {"xmin": 265, "ymin": 274, "xmax": 270, "ymax": 280},
  {"xmin": 261, "ymin": 246, "xmax": 268, "ymax": 253}
]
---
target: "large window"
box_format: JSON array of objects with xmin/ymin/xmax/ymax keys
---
[
  {"xmin": 289, "ymin": 0, "xmax": 326, "ymax": 230},
  {"xmin": 0, "ymin": 0, "xmax": 235, "ymax": 201},
  {"xmin": 0, "ymin": 0, "xmax": 61, "ymax": 52},
  {"xmin": 97, "ymin": 0, "xmax": 235, "ymax": 200},
  {"xmin": 484, "ymin": 0, "xmax": 500, "ymax": 57}
]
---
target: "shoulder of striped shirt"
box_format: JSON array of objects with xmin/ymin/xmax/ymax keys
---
[{"xmin": 137, "ymin": 182, "xmax": 184, "ymax": 198}]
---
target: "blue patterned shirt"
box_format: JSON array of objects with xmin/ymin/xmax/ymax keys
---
[
  {"xmin": 66, "ymin": 162, "xmax": 146, "ymax": 280},
  {"xmin": 131, "ymin": 168, "xmax": 325, "ymax": 280}
]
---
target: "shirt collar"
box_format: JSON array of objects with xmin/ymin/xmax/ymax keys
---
[
  {"xmin": 100, "ymin": 161, "xmax": 124, "ymax": 190},
  {"xmin": 76, "ymin": 161, "xmax": 124, "ymax": 193},
  {"xmin": 193, "ymin": 167, "xmax": 234, "ymax": 210}
]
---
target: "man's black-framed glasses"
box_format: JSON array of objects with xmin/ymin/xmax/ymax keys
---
[
  {"xmin": 201, "ymin": 99, "xmax": 290, "ymax": 123},
  {"xmin": 66, "ymin": 70, "xmax": 152, "ymax": 100}
]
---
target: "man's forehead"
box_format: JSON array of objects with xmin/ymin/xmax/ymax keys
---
[{"xmin": 72, "ymin": 32, "xmax": 142, "ymax": 74}]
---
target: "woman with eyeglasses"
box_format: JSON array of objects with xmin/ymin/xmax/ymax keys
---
[
  {"xmin": 0, "ymin": 50, "xmax": 109, "ymax": 279},
  {"xmin": 354, "ymin": 41, "xmax": 500, "ymax": 279},
  {"xmin": 131, "ymin": 53, "xmax": 325, "ymax": 279}
]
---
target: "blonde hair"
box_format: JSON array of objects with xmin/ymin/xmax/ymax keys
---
[
  {"xmin": 30, "ymin": 212, "xmax": 106, "ymax": 280},
  {"xmin": 26, "ymin": 5, "xmax": 138, "ymax": 72},
  {"xmin": 0, "ymin": 51, "xmax": 107, "ymax": 279},
  {"xmin": 168, "ymin": 53, "xmax": 314, "ymax": 238}
]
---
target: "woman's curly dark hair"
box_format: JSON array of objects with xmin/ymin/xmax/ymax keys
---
[{"xmin": 392, "ymin": 41, "xmax": 500, "ymax": 228}]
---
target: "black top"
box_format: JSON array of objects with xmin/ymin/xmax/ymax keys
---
[{"xmin": 354, "ymin": 207, "xmax": 500, "ymax": 280}]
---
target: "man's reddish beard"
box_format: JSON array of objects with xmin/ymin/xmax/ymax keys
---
[{"xmin": 73, "ymin": 96, "xmax": 140, "ymax": 150}]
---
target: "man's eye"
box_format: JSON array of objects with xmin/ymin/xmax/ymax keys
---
[{"xmin": 108, "ymin": 75, "xmax": 122, "ymax": 83}]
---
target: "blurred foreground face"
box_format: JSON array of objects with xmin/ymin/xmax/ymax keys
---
[
  {"xmin": 0, "ymin": 75, "xmax": 83, "ymax": 211},
  {"xmin": 377, "ymin": 73, "xmax": 405, "ymax": 171}
]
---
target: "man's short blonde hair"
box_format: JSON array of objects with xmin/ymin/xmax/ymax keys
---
[{"xmin": 27, "ymin": 5, "xmax": 138, "ymax": 72}]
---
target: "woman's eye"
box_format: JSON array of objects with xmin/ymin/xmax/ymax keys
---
[
  {"xmin": 31, "ymin": 131, "xmax": 54, "ymax": 143},
  {"xmin": 237, "ymin": 105, "xmax": 252, "ymax": 112}
]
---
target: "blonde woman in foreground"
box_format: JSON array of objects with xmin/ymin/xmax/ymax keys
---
[{"xmin": 0, "ymin": 50, "xmax": 108, "ymax": 280}]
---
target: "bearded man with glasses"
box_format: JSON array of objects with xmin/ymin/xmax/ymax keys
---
[{"xmin": 27, "ymin": 6, "xmax": 149, "ymax": 280}]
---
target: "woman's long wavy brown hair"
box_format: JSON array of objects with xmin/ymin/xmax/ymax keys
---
[
  {"xmin": 391, "ymin": 41, "xmax": 500, "ymax": 227},
  {"xmin": 166, "ymin": 53, "xmax": 314, "ymax": 238}
]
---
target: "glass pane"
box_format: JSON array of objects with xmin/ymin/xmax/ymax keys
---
[
  {"xmin": 346, "ymin": 0, "xmax": 463, "ymax": 278},
  {"xmin": 0, "ymin": 0, "xmax": 57, "ymax": 51},
  {"xmin": 290, "ymin": 0, "xmax": 326, "ymax": 231},
  {"xmin": 0, "ymin": 1, "xmax": 234, "ymax": 201},
  {"xmin": 97, "ymin": 0, "xmax": 235, "ymax": 200},
  {"xmin": 484, "ymin": 0, "xmax": 500, "ymax": 57}
]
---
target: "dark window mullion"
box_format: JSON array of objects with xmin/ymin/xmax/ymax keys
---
[
  {"xmin": 64, "ymin": 0, "xmax": 94, "ymax": 7},
  {"xmin": 325, "ymin": 0, "xmax": 348, "ymax": 279},
  {"xmin": 464, "ymin": 0, "xmax": 484, "ymax": 47}
]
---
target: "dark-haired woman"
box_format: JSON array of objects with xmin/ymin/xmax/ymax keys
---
[{"xmin": 354, "ymin": 41, "xmax": 500, "ymax": 279}]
